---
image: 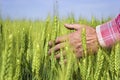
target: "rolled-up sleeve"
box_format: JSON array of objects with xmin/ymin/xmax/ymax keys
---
[{"xmin": 96, "ymin": 14, "xmax": 120, "ymax": 47}]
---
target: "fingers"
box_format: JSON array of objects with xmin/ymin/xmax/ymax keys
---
[
  {"xmin": 55, "ymin": 36, "xmax": 68, "ymax": 44},
  {"xmin": 49, "ymin": 35, "xmax": 68, "ymax": 47},
  {"xmin": 75, "ymin": 49, "xmax": 83, "ymax": 58},
  {"xmin": 48, "ymin": 43, "xmax": 65, "ymax": 55},
  {"xmin": 55, "ymin": 51, "xmax": 66, "ymax": 59},
  {"xmin": 64, "ymin": 24, "xmax": 83, "ymax": 30},
  {"xmin": 59, "ymin": 59, "xmax": 67, "ymax": 64}
]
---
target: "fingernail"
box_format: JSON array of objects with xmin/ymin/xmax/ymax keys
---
[
  {"xmin": 48, "ymin": 41, "xmax": 51, "ymax": 46},
  {"xmin": 48, "ymin": 50, "xmax": 50, "ymax": 55},
  {"xmin": 48, "ymin": 41, "xmax": 54, "ymax": 47}
]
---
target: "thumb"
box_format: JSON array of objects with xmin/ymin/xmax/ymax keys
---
[{"xmin": 64, "ymin": 24, "xmax": 82, "ymax": 30}]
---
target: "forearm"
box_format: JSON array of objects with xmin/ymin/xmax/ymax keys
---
[{"xmin": 96, "ymin": 14, "xmax": 120, "ymax": 47}]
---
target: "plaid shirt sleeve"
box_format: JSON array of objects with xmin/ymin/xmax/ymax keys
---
[{"xmin": 96, "ymin": 14, "xmax": 120, "ymax": 47}]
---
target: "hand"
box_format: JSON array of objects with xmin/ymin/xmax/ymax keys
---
[{"xmin": 48, "ymin": 24, "xmax": 99, "ymax": 59}]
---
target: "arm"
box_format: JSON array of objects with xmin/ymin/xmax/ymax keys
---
[
  {"xmin": 96, "ymin": 14, "xmax": 120, "ymax": 47},
  {"xmin": 48, "ymin": 14, "xmax": 120, "ymax": 60}
]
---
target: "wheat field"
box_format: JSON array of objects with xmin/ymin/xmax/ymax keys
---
[{"xmin": 0, "ymin": 16, "xmax": 120, "ymax": 80}]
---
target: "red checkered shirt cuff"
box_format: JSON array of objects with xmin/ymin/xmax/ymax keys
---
[{"xmin": 96, "ymin": 14, "xmax": 120, "ymax": 47}]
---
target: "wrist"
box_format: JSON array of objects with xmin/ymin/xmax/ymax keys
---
[{"xmin": 96, "ymin": 25, "xmax": 106, "ymax": 47}]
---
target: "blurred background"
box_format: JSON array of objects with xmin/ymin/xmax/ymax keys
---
[{"xmin": 1, "ymin": 0, "xmax": 120, "ymax": 20}]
